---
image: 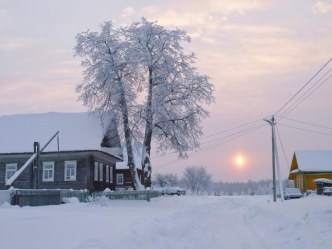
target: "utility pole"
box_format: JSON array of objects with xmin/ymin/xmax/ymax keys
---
[
  {"xmin": 274, "ymin": 131, "xmax": 284, "ymax": 202},
  {"xmin": 264, "ymin": 116, "xmax": 284, "ymax": 202}
]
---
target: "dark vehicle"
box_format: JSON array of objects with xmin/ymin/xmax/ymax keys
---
[
  {"xmin": 160, "ymin": 187, "xmax": 186, "ymax": 196},
  {"xmin": 323, "ymin": 187, "xmax": 332, "ymax": 196}
]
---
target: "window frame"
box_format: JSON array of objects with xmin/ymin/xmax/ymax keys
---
[
  {"xmin": 5, "ymin": 163, "xmax": 17, "ymax": 182},
  {"xmin": 106, "ymin": 165, "xmax": 110, "ymax": 183},
  {"xmin": 94, "ymin": 162, "xmax": 99, "ymax": 181},
  {"xmin": 99, "ymin": 163, "xmax": 103, "ymax": 182},
  {"xmin": 42, "ymin": 161, "xmax": 55, "ymax": 182},
  {"xmin": 116, "ymin": 173, "xmax": 124, "ymax": 185},
  {"xmin": 64, "ymin": 160, "xmax": 77, "ymax": 181},
  {"xmin": 110, "ymin": 166, "xmax": 113, "ymax": 183}
]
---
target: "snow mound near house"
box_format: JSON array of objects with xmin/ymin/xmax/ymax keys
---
[
  {"xmin": 0, "ymin": 202, "xmax": 12, "ymax": 208},
  {"xmin": 61, "ymin": 197, "xmax": 80, "ymax": 204}
]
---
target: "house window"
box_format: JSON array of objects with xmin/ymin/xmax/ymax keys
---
[
  {"xmin": 64, "ymin": 161, "xmax": 76, "ymax": 181},
  {"xmin": 94, "ymin": 162, "xmax": 99, "ymax": 181},
  {"xmin": 42, "ymin": 162, "xmax": 54, "ymax": 182},
  {"xmin": 106, "ymin": 165, "xmax": 110, "ymax": 182},
  {"xmin": 117, "ymin": 173, "xmax": 124, "ymax": 185},
  {"xmin": 298, "ymin": 175, "xmax": 303, "ymax": 190},
  {"xmin": 105, "ymin": 165, "xmax": 113, "ymax": 183},
  {"xmin": 110, "ymin": 166, "xmax": 113, "ymax": 183},
  {"xmin": 5, "ymin": 163, "xmax": 17, "ymax": 182},
  {"xmin": 99, "ymin": 163, "xmax": 103, "ymax": 181}
]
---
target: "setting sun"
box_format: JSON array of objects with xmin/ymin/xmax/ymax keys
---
[{"xmin": 233, "ymin": 154, "xmax": 246, "ymax": 169}]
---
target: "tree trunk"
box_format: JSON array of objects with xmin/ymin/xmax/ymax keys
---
[
  {"xmin": 119, "ymin": 81, "xmax": 142, "ymax": 190},
  {"xmin": 141, "ymin": 67, "xmax": 153, "ymax": 188},
  {"xmin": 142, "ymin": 127, "xmax": 152, "ymax": 187}
]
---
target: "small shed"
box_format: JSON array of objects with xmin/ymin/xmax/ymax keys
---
[
  {"xmin": 288, "ymin": 150, "xmax": 332, "ymax": 192},
  {"xmin": 313, "ymin": 178, "xmax": 332, "ymax": 195}
]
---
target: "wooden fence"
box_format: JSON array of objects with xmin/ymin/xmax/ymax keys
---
[
  {"xmin": 11, "ymin": 189, "xmax": 89, "ymax": 206},
  {"xmin": 93, "ymin": 190, "xmax": 161, "ymax": 202},
  {"xmin": 9, "ymin": 189, "xmax": 160, "ymax": 206}
]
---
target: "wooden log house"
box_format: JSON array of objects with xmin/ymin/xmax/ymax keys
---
[
  {"xmin": 288, "ymin": 150, "xmax": 332, "ymax": 192},
  {"xmin": 0, "ymin": 112, "xmax": 140, "ymax": 191}
]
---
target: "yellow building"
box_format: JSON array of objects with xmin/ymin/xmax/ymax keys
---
[{"xmin": 288, "ymin": 150, "xmax": 332, "ymax": 192}]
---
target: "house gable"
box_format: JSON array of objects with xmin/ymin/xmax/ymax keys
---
[
  {"xmin": 288, "ymin": 153, "xmax": 299, "ymax": 180},
  {"xmin": 294, "ymin": 150, "xmax": 332, "ymax": 172},
  {"xmin": 288, "ymin": 150, "xmax": 332, "ymax": 192}
]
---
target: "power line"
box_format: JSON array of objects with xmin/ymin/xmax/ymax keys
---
[
  {"xmin": 151, "ymin": 118, "xmax": 265, "ymax": 159},
  {"xmin": 278, "ymin": 123, "xmax": 332, "ymax": 137},
  {"xmin": 199, "ymin": 123, "xmax": 266, "ymax": 151},
  {"xmin": 200, "ymin": 122, "xmax": 264, "ymax": 145},
  {"xmin": 154, "ymin": 59, "xmax": 332, "ymax": 172},
  {"xmin": 155, "ymin": 123, "xmax": 266, "ymax": 170},
  {"xmin": 275, "ymin": 125, "xmax": 289, "ymax": 167},
  {"xmin": 274, "ymin": 58, "xmax": 332, "ymax": 116},
  {"xmin": 201, "ymin": 118, "xmax": 264, "ymax": 139},
  {"xmin": 279, "ymin": 117, "xmax": 332, "ymax": 130},
  {"xmin": 153, "ymin": 122, "xmax": 264, "ymax": 160},
  {"xmin": 278, "ymin": 72, "xmax": 331, "ymax": 118}
]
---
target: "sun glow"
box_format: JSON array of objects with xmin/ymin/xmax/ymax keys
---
[{"xmin": 233, "ymin": 154, "xmax": 246, "ymax": 169}]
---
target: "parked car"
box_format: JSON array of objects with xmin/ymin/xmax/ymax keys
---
[
  {"xmin": 160, "ymin": 187, "xmax": 186, "ymax": 196},
  {"xmin": 284, "ymin": 188, "xmax": 303, "ymax": 199},
  {"xmin": 323, "ymin": 187, "xmax": 332, "ymax": 196}
]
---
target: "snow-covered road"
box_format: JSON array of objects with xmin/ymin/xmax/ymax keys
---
[{"xmin": 0, "ymin": 195, "xmax": 331, "ymax": 249}]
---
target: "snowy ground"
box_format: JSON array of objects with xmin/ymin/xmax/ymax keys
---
[{"xmin": 1, "ymin": 195, "xmax": 331, "ymax": 249}]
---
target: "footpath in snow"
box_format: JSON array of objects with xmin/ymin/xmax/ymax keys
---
[{"xmin": 0, "ymin": 195, "xmax": 331, "ymax": 249}]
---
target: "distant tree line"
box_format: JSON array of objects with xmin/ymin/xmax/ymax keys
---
[{"xmin": 153, "ymin": 166, "xmax": 294, "ymax": 196}]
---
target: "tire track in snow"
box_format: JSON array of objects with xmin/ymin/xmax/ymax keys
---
[{"xmin": 117, "ymin": 197, "xmax": 271, "ymax": 249}]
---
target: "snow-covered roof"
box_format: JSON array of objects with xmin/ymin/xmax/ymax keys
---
[
  {"xmin": 0, "ymin": 112, "xmax": 120, "ymax": 157},
  {"xmin": 290, "ymin": 169, "xmax": 300, "ymax": 174},
  {"xmin": 294, "ymin": 150, "xmax": 332, "ymax": 172},
  {"xmin": 313, "ymin": 178, "xmax": 332, "ymax": 184},
  {"xmin": 116, "ymin": 145, "xmax": 142, "ymax": 169}
]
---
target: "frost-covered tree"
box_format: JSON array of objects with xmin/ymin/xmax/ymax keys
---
[
  {"xmin": 74, "ymin": 22, "xmax": 143, "ymax": 190},
  {"xmin": 75, "ymin": 19, "xmax": 214, "ymax": 190},
  {"xmin": 127, "ymin": 19, "xmax": 214, "ymax": 187},
  {"xmin": 210, "ymin": 179, "xmax": 274, "ymax": 196},
  {"xmin": 182, "ymin": 166, "xmax": 212, "ymax": 195},
  {"xmin": 153, "ymin": 173, "xmax": 179, "ymax": 188}
]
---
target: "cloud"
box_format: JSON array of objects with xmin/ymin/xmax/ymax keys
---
[
  {"xmin": 0, "ymin": 37, "xmax": 44, "ymax": 51},
  {"xmin": 0, "ymin": 40, "xmax": 25, "ymax": 51},
  {"xmin": 139, "ymin": 0, "xmax": 270, "ymax": 44},
  {"xmin": 0, "ymin": 8, "xmax": 8, "ymax": 31},
  {"xmin": 0, "ymin": 79, "xmax": 84, "ymax": 115},
  {"xmin": 142, "ymin": 0, "xmax": 268, "ymax": 24},
  {"xmin": 312, "ymin": 1, "xmax": 332, "ymax": 14},
  {"xmin": 126, "ymin": 0, "xmax": 331, "ymax": 112},
  {"xmin": 121, "ymin": 6, "xmax": 135, "ymax": 18}
]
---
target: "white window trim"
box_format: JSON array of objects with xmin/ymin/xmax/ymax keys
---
[
  {"xmin": 117, "ymin": 173, "xmax": 124, "ymax": 185},
  {"xmin": 64, "ymin": 160, "xmax": 77, "ymax": 181},
  {"xmin": 106, "ymin": 165, "xmax": 110, "ymax": 183},
  {"xmin": 5, "ymin": 163, "xmax": 17, "ymax": 182},
  {"xmin": 99, "ymin": 163, "xmax": 103, "ymax": 182},
  {"xmin": 110, "ymin": 166, "xmax": 113, "ymax": 183},
  {"xmin": 42, "ymin": 161, "xmax": 54, "ymax": 182},
  {"xmin": 94, "ymin": 162, "xmax": 99, "ymax": 181}
]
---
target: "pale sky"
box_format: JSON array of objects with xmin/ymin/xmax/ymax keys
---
[{"xmin": 1, "ymin": 0, "xmax": 332, "ymax": 181}]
